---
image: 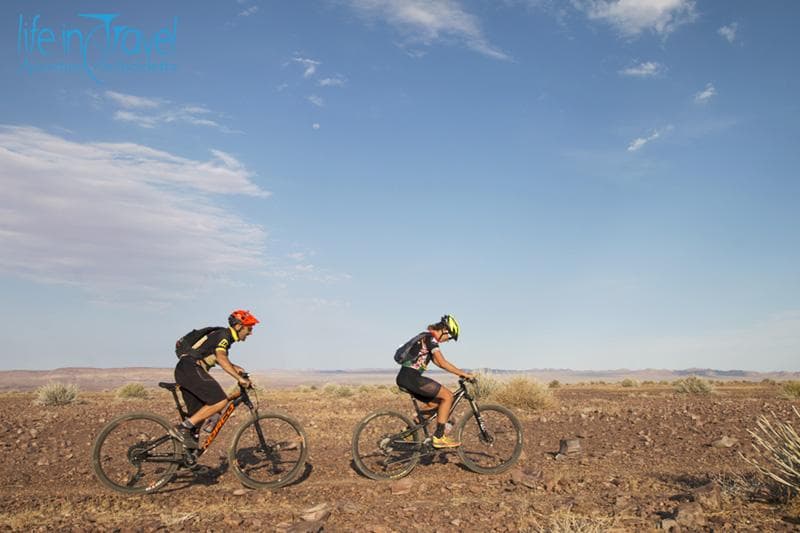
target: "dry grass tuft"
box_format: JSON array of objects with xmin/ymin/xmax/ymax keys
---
[
  {"xmin": 115, "ymin": 383, "xmax": 149, "ymax": 399},
  {"xmin": 673, "ymin": 376, "xmax": 714, "ymax": 394},
  {"xmin": 491, "ymin": 376, "xmax": 553, "ymax": 411},
  {"xmin": 780, "ymin": 381, "xmax": 800, "ymax": 399},
  {"xmin": 548, "ymin": 380, "xmax": 561, "ymax": 389},
  {"xmin": 529, "ymin": 510, "xmax": 613, "ymax": 533},
  {"xmin": 35, "ymin": 382, "xmax": 79, "ymax": 406},
  {"xmin": 741, "ymin": 406, "xmax": 800, "ymax": 495},
  {"xmin": 620, "ymin": 378, "xmax": 639, "ymax": 388}
]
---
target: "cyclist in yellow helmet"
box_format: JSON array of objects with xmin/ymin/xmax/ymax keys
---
[{"xmin": 395, "ymin": 315, "xmax": 474, "ymax": 448}]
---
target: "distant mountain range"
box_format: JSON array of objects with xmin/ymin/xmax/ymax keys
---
[{"xmin": 1, "ymin": 366, "xmax": 799, "ymax": 391}]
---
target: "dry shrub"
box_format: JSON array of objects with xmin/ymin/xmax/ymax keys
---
[
  {"xmin": 324, "ymin": 384, "xmax": 354, "ymax": 397},
  {"xmin": 548, "ymin": 380, "xmax": 561, "ymax": 389},
  {"xmin": 741, "ymin": 406, "xmax": 800, "ymax": 494},
  {"xmin": 491, "ymin": 376, "xmax": 553, "ymax": 411},
  {"xmin": 35, "ymin": 382, "xmax": 79, "ymax": 406},
  {"xmin": 468, "ymin": 371, "xmax": 501, "ymax": 401},
  {"xmin": 673, "ymin": 376, "xmax": 714, "ymax": 394},
  {"xmin": 780, "ymin": 381, "xmax": 800, "ymax": 399},
  {"xmin": 620, "ymin": 378, "xmax": 639, "ymax": 388},
  {"xmin": 116, "ymin": 383, "xmax": 149, "ymax": 399}
]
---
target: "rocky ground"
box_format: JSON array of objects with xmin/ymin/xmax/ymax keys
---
[{"xmin": 1, "ymin": 382, "xmax": 799, "ymax": 532}]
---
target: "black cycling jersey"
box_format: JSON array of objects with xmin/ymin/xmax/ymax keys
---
[{"xmin": 188, "ymin": 326, "xmax": 239, "ymax": 369}]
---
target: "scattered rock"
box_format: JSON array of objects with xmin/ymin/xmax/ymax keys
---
[
  {"xmin": 510, "ymin": 467, "xmax": 540, "ymax": 489},
  {"xmin": 232, "ymin": 488, "xmax": 250, "ymax": 496},
  {"xmin": 558, "ymin": 438, "xmax": 581, "ymax": 455},
  {"xmin": 543, "ymin": 471, "xmax": 562, "ymax": 492},
  {"xmin": 675, "ymin": 502, "xmax": 706, "ymax": 529},
  {"xmin": 285, "ymin": 520, "xmax": 324, "ymax": 533},
  {"xmin": 390, "ymin": 478, "xmax": 414, "ymax": 495},
  {"xmin": 223, "ymin": 516, "xmax": 243, "ymax": 527},
  {"xmin": 660, "ymin": 518, "xmax": 680, "ymax": 531},
  {"xmin": 711, "ymin": 436, "xmax": 738, "ymax": 448},
  {"xmin": 299, "ymin": 502, "xmax": 332, "ymax": 522},
  {"xmin": 691, "ymin": 482, "xmax": 722, "ymax": 512}
]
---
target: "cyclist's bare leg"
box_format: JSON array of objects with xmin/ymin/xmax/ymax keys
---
[
  {"xmin": 433, "ymin": 387, "xmax": 453, "ymax": 426},
  {"xmin": 187, "ymin": 398, "xmax": 228, "ymax": 427}
]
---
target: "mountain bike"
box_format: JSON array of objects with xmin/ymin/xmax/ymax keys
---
[
  {"xmin": 91, "ymin": 373, "xmax": 308, "ymax": 494},
  {"xmin": 352, "ymin": 377, "xmax": 523, "ymax": 480}
]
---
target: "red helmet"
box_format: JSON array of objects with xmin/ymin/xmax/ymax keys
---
[{"xmin": 229, "ymin": 309, "xmax": 260, "ymax": 327}]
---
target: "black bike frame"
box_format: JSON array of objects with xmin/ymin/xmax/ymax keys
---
[{"xmin": 398, "ymin": 378, "xmax": 491, "ymax": 443}]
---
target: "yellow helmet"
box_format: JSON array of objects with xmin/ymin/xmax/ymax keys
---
[{"xmin": 440, "ymin": 314, "xmax": 460, "ymax": 341}]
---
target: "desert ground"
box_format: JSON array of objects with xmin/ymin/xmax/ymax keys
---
[{"xmin": 1, "ymin": 372, "xmax": 799, "ymax": 532}]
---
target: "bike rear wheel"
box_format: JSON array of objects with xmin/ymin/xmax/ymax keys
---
[
  {"xmin": 91, "ymin": 412, "xmax": 179, "ymax": 494},
  {"xmin": 352, "ymin": 410, "xmax": 422, "ymax": 480},
  {"xmin": 456, "ymin": 404, "xmax": 523, "ymax": 474},
  {"xmin": 229, "ymin": 411, "xmax": 308, "ymax": 489}
]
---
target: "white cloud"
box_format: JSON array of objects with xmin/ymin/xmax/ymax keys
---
[
  {"xmin": 577, "ymin": 0, "xmax": 697, "ymax": 37},
  {"xmin": 293, "ymin": 56, "xmax": 321, "ymax": 78},
  {"xmin": 618, "ymin": 60, "xmax": 664, "ymax": 77},
  {"xmin": 346, "ymin": 0, "xmax": 509, "ymax": 60},
  {"xmin": 0, "ymin": 126, "xmax": 268, "ymax": 301},
  {"xmin": 694, "ymin": 82, "xmax": 716, "ymax": 104},
  {"xmin": 718, "ymin": 22, "xmax": 737, "ymax": 44},
  {"xmin": 95, "ymin": 91, "xmax": 236, "ymax": 132},
  {"xmin": 627, "ymin": 125, "xmax": 671, "ymax": 151},
  {"xmin": 318, "ymin": 76, "xmax": 347, "ymax": 87},
  {"xmin": 312, "ymin": 123, "xmax": 321, "ymax": 130},
  {"xmin": 307, "ymin": 95, "xmax": 324, "ymax": 107},
  {"xmin": 238, "ymin": 5, "xmax": 259, "ymax": 17},
  {"xmin": 104, "ymin": 91, "xmax": 163, "ymax": 109}
]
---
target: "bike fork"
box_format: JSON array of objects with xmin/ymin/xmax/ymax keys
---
[
  {"xmin": 251, "ymin": 414, "xmax": 271, "ymax": 453},
  {"xmin": 468, "ymin": 400, "xmax": 492, "ymax": 443}
]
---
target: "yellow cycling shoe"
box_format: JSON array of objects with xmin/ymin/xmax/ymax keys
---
[{"xmin": 432, "ymin": 435, "xmax": 461, "ymax": 449}]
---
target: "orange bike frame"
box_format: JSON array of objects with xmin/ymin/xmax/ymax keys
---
[{"xmin": 200, "ymin": 400, "xmax": 237, "ymax": 450}]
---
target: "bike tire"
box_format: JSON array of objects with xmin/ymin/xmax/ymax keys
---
[
  {"xmin": 455, "ymin": 403, "xmax": 523, "ymax": 475},
  {"xmin": 91, "ymin": 412, "xmax": 180, "ymax": 494},
  {"xmin": 228, "ymin": 411, "xmax": 308, "ymax": 489},
  {"xmin": 352, "ymin": 410, "xmax": 422, "ymax": 480}
]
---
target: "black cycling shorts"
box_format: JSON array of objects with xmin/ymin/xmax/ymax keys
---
[
  {"xmin": 175, "ymin": 357, "xmax": 227, "ymax": 416},
  {"xmin": 396, "ymin": 366, "xmax": 441, "ymax": 402}
]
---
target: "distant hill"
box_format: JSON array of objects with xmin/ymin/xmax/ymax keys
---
[{"xmin": 1, "ymin": 366, "xmax": 799, "ymax": 391}]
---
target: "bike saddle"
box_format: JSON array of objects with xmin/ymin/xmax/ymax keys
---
[{"xmin": 158, "ymin": 382, "xmax": 179, "ymax": 391}]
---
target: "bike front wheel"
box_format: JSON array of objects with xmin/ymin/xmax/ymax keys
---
[
  {"xmin": 91, "ymin": 412, "xmax": 180, "ymax": 494},
  {"xmin": 456, "ymin": 404, "xmax": 523, "ymax": 474},
  {"xmin": 229, "ymin": 411, "xmax": 308, "ymax": 489},
  {"xmin": 352, "ymin": 410, "xmax": 422, "ymax": 480}
]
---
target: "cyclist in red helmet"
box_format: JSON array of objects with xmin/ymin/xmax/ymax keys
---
[{"xmin": 169, "ymin": 310, "xmax": 259, "ymax": 449}]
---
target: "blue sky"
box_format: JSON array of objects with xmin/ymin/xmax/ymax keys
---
[{"xmin": 1, "ymin": 1, "xmax": 798, "ymax": 371}]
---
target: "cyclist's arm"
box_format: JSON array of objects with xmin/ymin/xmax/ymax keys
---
[
  {"xmin": 215, "ymin": 349, "xmax": 249, "ymax": 386},
  {"xmin": 431, "ymin": 348, "xmax": 471, "ymax": 379}
]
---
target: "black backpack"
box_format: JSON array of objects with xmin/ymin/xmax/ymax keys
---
[
  {"xmin": 393, "ymin": 332, "xmax": 427, "ymax": 364},
  {"xmin": 175, "ymin": 327, "xmax": 223, "ymax": 359}
]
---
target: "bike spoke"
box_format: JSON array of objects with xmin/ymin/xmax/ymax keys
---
[
  {"xmin": 92, "ymin": 414, "xmax": 179, "ymax": 494},
  {"xmin": 353, "ymin": 411, "xmax": 421, "ymax": 480},
  {"xmin": 457, "ymin": 405, "xmax": 523, "ymax": 474},
  {"xmin": 230, "ymin": 414, "xmax": 306, "ymax": 488}
]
